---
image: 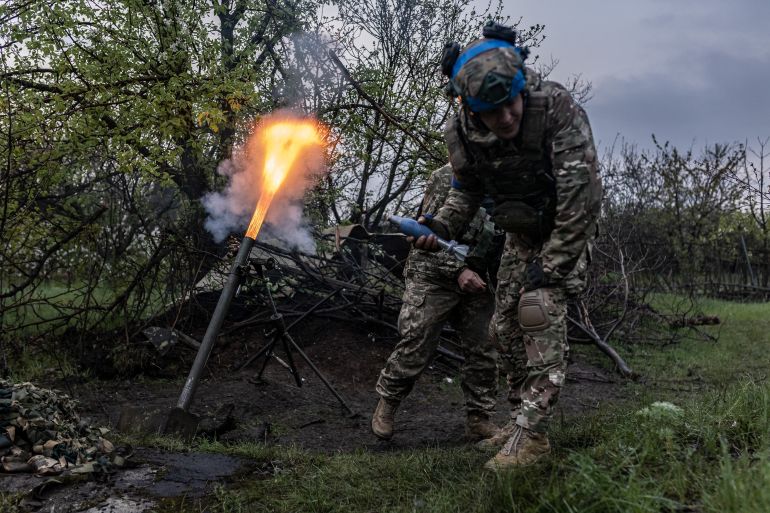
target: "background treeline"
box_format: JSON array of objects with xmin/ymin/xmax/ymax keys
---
[
  {"xmin": 1, "ymin": 0, "xmax": 768, "ymax": 373},
  {"xmin": 601, "ymin": 138, "xmax": 769, "ymax": 295}
]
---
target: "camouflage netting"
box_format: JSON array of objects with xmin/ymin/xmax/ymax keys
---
[{"xmin": 0, "ymin": 380, "xmax": 124, "ymax": 476}]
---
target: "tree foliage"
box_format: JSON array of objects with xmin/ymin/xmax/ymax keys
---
[
  {"xmin": 1, "ymin": 0, "xmax": 766, "ymax": 377},
  {"xmin": 0, "ymin": 0, "xmax": 317, "ymax": 348},
  {"xmin": 600, "ymin": 138, "xmax": 767, "ymax": 291},
  {"xmin": 0, "ymin": 0, "xmax": 543, "ymax": 367}
]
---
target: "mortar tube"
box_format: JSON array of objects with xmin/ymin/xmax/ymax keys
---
[{"xmin": 176, "ymin": 236, "xmax": 255, "ymax": 411}]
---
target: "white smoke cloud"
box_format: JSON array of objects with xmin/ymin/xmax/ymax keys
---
[
  {"xmin": 202, "ymin": 110, "xmax": 326, "ymax": 253},
  {"xmin": 262, "ymin": 202, "xmax": 318, "ymax": 254}
]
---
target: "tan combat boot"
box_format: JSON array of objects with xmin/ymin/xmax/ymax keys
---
[
  {"xmin": 476, "ymin": 419, "xmax": 517, "ymax": 449},
  {"xmin": 484, "ymin": 425, "xmax": 551, "ymax": 470},
  {"xmin": 371, "ymin": 397, "xmax": 399, "ymax": 440},
  {"xmin": 465, "ymin": 413, "xmax": 499, "ymax": 441}
]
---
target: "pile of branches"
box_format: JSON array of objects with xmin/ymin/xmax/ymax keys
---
[
  {"xmin": 186, "ymin": 231, "xmax": 467, "ymax": 366},
  {"xmin": 228, "ymin": 239, "xmax": 406, "ymax": 337},
  {"xmin": 568, "ymin": 229, "xmax": 721, "ymax": 378},
  {"xmin": 172, "ymin": 227, "xmax": 720, "ymax": 379}
]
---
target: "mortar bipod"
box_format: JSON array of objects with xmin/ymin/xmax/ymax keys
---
[{"xmin": 241, "ymin": 258, "xmax": 357, "ymax": 417}]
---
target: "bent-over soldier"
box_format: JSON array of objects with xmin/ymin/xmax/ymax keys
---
[{"xmin": 413, "ymin": 21, "xmax": 602, "ymax": 469}]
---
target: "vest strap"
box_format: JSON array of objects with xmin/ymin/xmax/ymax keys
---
[{"xmin": 520, "ymin": 90, "xmax": 548, "ymax": 156}]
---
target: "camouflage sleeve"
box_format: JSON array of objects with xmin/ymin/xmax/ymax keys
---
[
  {"xmin": 407, "ymin": 164, "xmax": 471, "ymax": 285},
  {"xmin": 434, "ymin": 186, "xmax": 483, "ymax": 241},
  {"xmin": 419, "ymin": 167, "xmax": 443, "ymax": 214},
  {"xmin": 423, "ymin": 214, "xmax": 492, "ymax": 284},
  {"xmin": 540, "ymin": 85, "xmax": 602, "ymax": 281},
  {"xmin": 406, "ymin": 247, "xmax": 466, "ymax": 283},
  {"xmin": 462, "ymin": 213, "xmax": 495, "ymax": 275},
  {"xmin": 436, "ymin": 251, "xmax": 467, "ymax": 279},
  {"xmin": 419, "ymin": 210, "xmax": 494, "ymax": 284}
]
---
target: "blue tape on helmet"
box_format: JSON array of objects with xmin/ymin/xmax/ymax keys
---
[
  {"xmin": 451, "ymin": 40, "xmax": 526, "ymax": 113},
  {"xmin": 451, "ymin": 40, "xmax": 516, "ymax": 79}
]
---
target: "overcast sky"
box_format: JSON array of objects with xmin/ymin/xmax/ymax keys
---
[{"xmin": 499, "ymin": 0, "xmax": 770, "ymax": 152}]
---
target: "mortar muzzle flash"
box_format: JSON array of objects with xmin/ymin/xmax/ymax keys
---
[{"xmin": 388, "ymin": 215, "xmax": 469, "ymax": 262}]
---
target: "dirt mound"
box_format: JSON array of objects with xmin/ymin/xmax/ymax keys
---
[{"xmin": 68, "ymin": 316, "xmax": 627, "ymax": 453}]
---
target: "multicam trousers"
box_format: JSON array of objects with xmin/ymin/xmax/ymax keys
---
[
  {"xmin": 492, "ymin": 233, "xmax": 590, "ymax": 433},
  {"xmin": 376, "ymin": 275, "xmax": 498, "ymax": 417}
]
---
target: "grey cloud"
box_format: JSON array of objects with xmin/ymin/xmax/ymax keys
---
[
  {"xmin": 588, "ymin": 48, "xmax": 770, "ymax": 149},
  {"xmin": 492, "ymin": 0, "xmax": 770, "ymax": 150}
]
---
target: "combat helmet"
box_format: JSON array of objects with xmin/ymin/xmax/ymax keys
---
[{"xmin": 441, "ymin": 21, "xmax": 530, "ymax": 113}]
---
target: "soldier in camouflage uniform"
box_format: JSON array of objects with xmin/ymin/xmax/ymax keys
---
[
  {"xmin": 413, "ymin": 22, "xmax": 602, "ymax": 469},
  {"xmin": 372, "ymin": 164, "xmax": 500, "ymax": 442}
]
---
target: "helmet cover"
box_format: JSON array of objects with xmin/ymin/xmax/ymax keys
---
[{"xmin": 451, "ymin": 39, "xmax": 526, "ymax": 112}]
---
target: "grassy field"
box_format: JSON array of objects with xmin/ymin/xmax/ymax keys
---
[{"xmin": 143, "ymin": 296, "xmax": 770, "ymax": 513}]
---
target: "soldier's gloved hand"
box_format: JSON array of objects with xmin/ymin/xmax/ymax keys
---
[
  {"xmin": 457, "ymin": 268, "xmax": 487, "ymax": 293},
  {"xmin": 522, "ymin": 260, "xmax": 548, "ymax": 292}
]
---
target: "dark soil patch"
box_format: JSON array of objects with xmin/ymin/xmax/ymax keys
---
[{"xmin": 76, "ymin": 316, "xmax": 628, "ymax": 452}]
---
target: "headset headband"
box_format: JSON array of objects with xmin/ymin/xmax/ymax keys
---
[{"xmin": 451, "ymin": 39, "xmax": 517, "ymax": 79}]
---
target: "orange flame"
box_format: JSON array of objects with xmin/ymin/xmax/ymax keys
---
[{"xmin": 244, "ymin": 119, "xmax": 325, "ymax": 240}]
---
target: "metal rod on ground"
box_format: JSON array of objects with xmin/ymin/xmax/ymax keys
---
[
  {"xmin": 248, "ymin": 269, "xmax": 356, "ymax": 416},
  {"xmin": 276, "ymin": 316, "xmax": 303, "ymax": 387},
  {"xmin": 280, "ymin": 327, "xmax": 356, "ymax": 415}
]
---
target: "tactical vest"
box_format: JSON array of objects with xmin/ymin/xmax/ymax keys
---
[
  {"xmin": 421, "ymin": 165, "xmax": 492, "ymax": 246},
  {"xmin": 446, "ymin": 89, "xmax": 556, "ymax": 239}
]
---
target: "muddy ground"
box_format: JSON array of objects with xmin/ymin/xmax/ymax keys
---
[{"xmin": 0, "ymin": 317, "xmax": 628, "ymax": 512}]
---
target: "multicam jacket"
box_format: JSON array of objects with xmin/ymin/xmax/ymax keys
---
[
  {"xmin": 405, "ymin": 165, "xmax": 495, "ymax": 287},
  {"xmin": 435, "ymin": 69, "xmax": 602, "ymax": 282}
]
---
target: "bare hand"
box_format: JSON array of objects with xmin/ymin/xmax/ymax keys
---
[
  {"xmin": 406, "ymin": 216, "xmax": 440, "ymax": 251},
  {"xmin": 457, "ymin": 268, "xmax": 487, "ymax": 293}
]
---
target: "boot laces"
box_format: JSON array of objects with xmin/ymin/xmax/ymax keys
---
[
  {"xmin": 501, "ymin": 425, "xmax": 523, "ymax": 456},
  {"xmin": 378, "ymin": 399, "xmax": 397, "ymax": 418}
]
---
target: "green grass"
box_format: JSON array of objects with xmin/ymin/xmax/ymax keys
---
[
  {"xmin": 4, "ymin": 349, "xmax": 85, "ymax": 384},
  {"xmin": 0, "ymin": 494, "xmax": 23, "ymax": 513},
  {"xmin": 2, "ymin": 278, "xmax": 168, "ymax": 339},
  {"xmin": 2, "ymin": 279, "xmax": 174, "ymax": 378},
  {"xmin": 147, "ymin": 378, "xmax": 770, "ymax": 513},
  {"xmin": 1, "ymin": 281, "xmax": 115, "ymax": 333},
  {"xmin": 704, "ymin": 452, "xmax": 770, "ymax": 513},
  {"xmin": 623, "ymin": 295, "xmax": 770, "ymax": 386},
  {"xmin": 155, "ymin": 441, "xmax": 495, "ymax": 513}
]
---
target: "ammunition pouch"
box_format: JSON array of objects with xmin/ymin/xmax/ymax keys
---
[
  {"xmin": 492, "ymin": 200, "xmax": 548, "ymax": 237},
  {"xmin": 518, "ymin": 288, "xmax": 550, "ymax": 332}
]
